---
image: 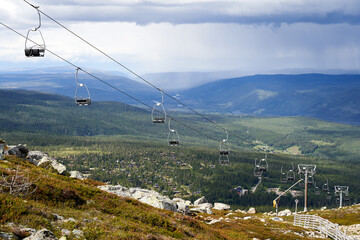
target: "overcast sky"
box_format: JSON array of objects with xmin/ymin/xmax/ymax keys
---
[{"xmin": 0, "ymin": 0, "xmax": 359, "ymax": 76}]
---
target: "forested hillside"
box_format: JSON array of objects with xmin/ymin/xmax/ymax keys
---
[{"xmin": 1, "ymin": 89, "xmax": 360, "ymax": 211}]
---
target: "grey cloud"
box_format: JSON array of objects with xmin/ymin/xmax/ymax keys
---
[{"xmin": 33, "ymin": 1, "xmax": 360, "ymax": 25}]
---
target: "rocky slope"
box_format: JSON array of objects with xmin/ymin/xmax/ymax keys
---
[{"xmin": 1, "ymin": 140, "xmax": 359, "ymax": 239}]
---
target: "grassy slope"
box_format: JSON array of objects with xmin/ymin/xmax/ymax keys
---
[{"xmin": 0, "ymin": 155, "xmax": 323, "ymax": 240}]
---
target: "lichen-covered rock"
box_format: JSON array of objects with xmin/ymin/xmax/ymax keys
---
[
  {"xmin": 248, "ymin": 207, "xmax": 256, "ymax": 214},
  {"xmin": 99, "ymin": 185, "xmax": 177, "ymax": 212},
  {"xmin": 278, "ymin": 209, "xmax": 292, "ymax": 217},
  {"xmin": 190, "ymin": 203, "xmax": 213, "ymax": 214},
  {"xmin": 8, "ymin": 145, "xmax": 29, "ymax": 159},
  {"xmin": 23, "ymin": 229, "xmax": 58, "ymax": 240},
  {"xmin": 176, "ymin": 202, "xmax": 190, "ymax": 214},
  {"xmin": 27, "ymin": 151, "xmax": 67, "ymax": 175},
  {"xmin": 69, "ymin": 171, "xmax": 85, "ymax": 180},
  {"xmin": 194, "ymin": 196, "xmax": 208, "ymax": 206},
  {"xmin": 0, "ymin": 232, "xmax": 19, "ymax": 240},
  {"xmin": 213, "ymin": 203, "xmax": 231, "ymax": 211}
]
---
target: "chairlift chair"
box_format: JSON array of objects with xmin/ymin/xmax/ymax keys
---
[
  {"xmin": 257, "ymin": 153, "xmax": 268, "ymax": 172},
  {"xmin": 287, "ymin": 163, "xmax": 295, "ymax": 181},
  {"xmin": 254, "ymin": 159, "xmax": 262, "ymax": 177},
  {"xmin": 151, "ymin": 90, "xmax": 166, "ymax": 123},
  {"xmin": 25, "ymin": 7, "xmax": 45, "ymax": 57},
  {"xmin": 219, "ymin": 130, "xmax": 230, "ymax": 156},
  {"xmin": 220, "ymin": 139, "xmax": 230, "ymax": 155},
  {"xmin": 314, "ymin": 183, "xmax": 321, "ymax": 195},
  {"xmin": 167, "ymin": 118, "xmax": 180, "ymax": 146},
  {"xmin": 74, "ymin": 68, "xmax": 91, "ymax": 106},
  {"xmin": 219, "ymin": 155, "xmax": 230, "ymax": 166},
  {"xmin": 322, "ymin": 178, "xmax": 329, "ymax": 192},
  {"xmin": 280, "ymin": 166, "xmax": 287, "ymax": 183},
  {"xmin": 326, "ymin": 193, "xmax": 332, "ymax": 200}
]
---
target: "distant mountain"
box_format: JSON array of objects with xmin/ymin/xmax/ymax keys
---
[
  {"xmin": 2, "ymin": 70, "xmax": 360, "ymax": 125},
  {"xmin": 179, "ymin": 74, "xmax": 360, "ymax": 125},
  {"xmin": 0, "ymin": 67, "xmax": 158, "ymax": 106}
]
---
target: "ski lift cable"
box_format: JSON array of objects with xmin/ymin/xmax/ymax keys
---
[
  {"xmin": 0, "ymin": 21, "xmax": 238, "ymax": 151},
  {"xmin": 21, "ymin": 0, "xmax": 248, "ymax": 143}
]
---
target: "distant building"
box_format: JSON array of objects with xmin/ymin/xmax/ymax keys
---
[{"xmin": 234, "ymin": 186, "xmax": 248, "ymax": 196}]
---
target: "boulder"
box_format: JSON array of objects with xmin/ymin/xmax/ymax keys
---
[
  {"xmin": 278, "ymin": 209, "xmax": 292, "ymax": 217},
  {"xmin": 213, "ymin": 203, "xmax": 231, "ymax": 211},
  {"xmin": 23, "ymin": 229, "xmax": 58, "ymax": 240},
  {"xmin": 8, "ymin": 145, "xmax": 29, "ymax": 159},
  {"xmin": 176, "ymin": 202, "xmax": 190, "ymax": 214},
  {"xmin": 0, "ymin": 232, "xmax": 19, "ymax": 240},
  {"xmin": 247, "ymin": 207, "xmax": 256, "ymax": 214},
  {"xmin": 69, "ymin": 171, "xmax": 85, "ymax": 180},
  {"xmin": 99, "ymin": 185, "xmax": 177, "ymax": 212},
  {"xmin": 194, "ymin": 196, "xmax": 208, "ymax": 206},
  {"xmin": 190, "ymin": 203, "xmax": 213, "ymax": 214},
  {"xmin": 28, "ymin": 151, "xmax": 67, "ymax": 175}
]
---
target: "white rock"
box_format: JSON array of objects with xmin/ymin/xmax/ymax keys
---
[
  {"xmin": 28, "ymin": 151, "xmax": 67, "ymax": 175},
  {"xmin": 321, "ymin": 206, "xmax": 327, "ymax": 211},
  {"xmin": 213, "ymin": 203, "xmax": 231, "ymax": 211},
  {"xmin": 23, "ymin": 229, "xmax": 58, "ymax": 240},
  {"xmin": 176, "ymin": 202, "xmax": 190, "ymax": 214},
  {"xmin": 243, "ymin": 216, "xmax": 252, "ymax": 220},
  {"xmin": 61, "ymin": 229, "xmax": 70, "ymax": 236},
  {"xmin": 194, "ymin": 196, "xmax": 208, "ymax": 206},
  {"xmin": 72, "ymin": 230, "xmax": 83, "ymax": 237},
  {"xmin": 69, "ymin": 171, "xmax": 85, "ymax": 180},
  {"xmin": 99, "ymin": 185, "xmax": 177, "ymax": 212},
  {"xmin": 208, "ymin": 219, "xmax": 221, "ymax": 225},
  {"xmin": 278, "ymin": 209, "xmax": 292, "ymax": 217},
  {"xmin": 247, "ymin": 207, "xmax": 256, "ymax": 214},
  {"xmin": 190, "ymin": 203, "xmax": 213, "ymax": 214}
]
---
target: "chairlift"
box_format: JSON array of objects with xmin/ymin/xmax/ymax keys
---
[
  {"xmin": 280, "ymin": 166, "xmax": 287, "ymax": 183},
  {"xmin": 314, "ymin": 182, "xmax": 321, "ymax": 195},
  {"xmin": 299, "ymin": 179, "xmax": 305, "ymax": 188},
  {"xmin": 167, "ymin": 118, "xmax": 180, "ymax": 146},
  {"xmin": 326, "ymin": 192, "xmax": 332, "ymax": 200},
  {"xmin": 219, "ymin": 130, "xmax": 230, "ymax": 155},
  {"xmin": 25, "ymin": 6, "xmax": 45, "ymax": 57},
  {"xmin": 307, "ymin": 173, "xmax": 314, "ymax": 186},
  {"xmin": 256, "ymin": 153, "xmax": 268, "ymax": 172},
  {"xmin": 74, "ymin": 68, "xmax": 91, "ymax": 106},
  {"xmin": 151, "ymin": 90, "xmax": 166, "ymax": 123},
  {"xmin": 219, "ymin": 155, "xmax": 230, "ymax": 166},
  {"xmin": 254, "ymin": 159, "xmax": 262, "ymax": 177},
  {"xmin": 322, "ymin": 178, "xmax": 329, "ymax": 192},
  {"xmin": 286, "ymin": 163, "xmax": 295, "ymax": 181}
]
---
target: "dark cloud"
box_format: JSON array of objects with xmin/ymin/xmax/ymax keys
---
[{"xmin": 24, "ymin": 1, "xmax": 360, "ymax": 25}]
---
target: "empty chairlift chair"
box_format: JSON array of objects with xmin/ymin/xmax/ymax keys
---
[
  {"xmin": 280, "ymin": 166, "xmax": 287, "ymax": 183},
  {"xmin": 287, "ymin": 163, "xmax": 295, "ymax": 181},
  {"xmin": 151, "ymin": 90, "xmax": 166, "ymax": 123},
  {"xmin": 167, "ymin": 118, "xmax": 180, "ymax": 146},
  {"xmin": 314, "ymin": 182, "xmax": 321, "ymax": 195},
  {"xmin": 74, "ymin": 68, "xmax": 91, "ymax": 106},
  {"xmin": 25, "ymin": 6, "xmax": 45, "ymax": 57},
  {"xmin": 219, "ymin": 130, "xmax": 230, "ymax": 166},
  {"xmin": 257, "ymin": 153, "xmax": 268, "ymax": 172},
  {"xmin": 322, "ymin": 178, "xmax": 330, "ymax": 192}
]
